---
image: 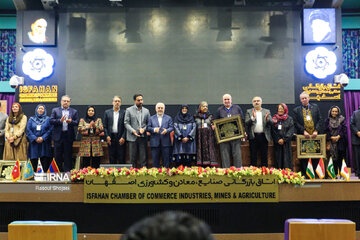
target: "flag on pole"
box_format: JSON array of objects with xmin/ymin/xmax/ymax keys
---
[
  {"xmin": 23, "ymin": 160, "xmax": 34, "ymax": 180},
  {"xmin": 47, "ymin": 158, "xmax": 60, "ymax": 173},
  {"xmin": 36, "ymin": 158, "xmax": 43, "ymax": 173},
  {"xmin": 11, "ymin": 159, "xmax": 21, "ymax": 182},
  {"xmin": 306, "ymin": 158, "xmax": 315, "ymax": 180},
  {"xmin": 340, "ymin": 159, "xmax": 350, "ymax": 181},
  {"xmin": 327, "ymin": 157, "xmax": 336, "ymax": 179},
  {"xmin": 316, "ymin": 158, "xmax": 325, "ymax": 179}
]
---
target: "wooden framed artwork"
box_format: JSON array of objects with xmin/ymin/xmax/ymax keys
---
[
  {"xmin": 213, "ymin": 115, "xmax": 245, "ymax": 144},
  {"xmin": 296, "ymin": 134, "xmax": 326, "ymax": 159}
]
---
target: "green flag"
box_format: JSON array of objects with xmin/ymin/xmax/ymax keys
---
[
  {"xmin": 327, "ymin": 157, "xmax": 336, "ymax": 179},
  {"xmin": 306, "ymin": 158, "xmax": 315, "ymax": 180}
]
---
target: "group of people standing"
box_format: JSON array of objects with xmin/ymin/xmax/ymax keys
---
[{"xmin": 0, "ymin": 91, "xmax": 357, "ymax": 179}]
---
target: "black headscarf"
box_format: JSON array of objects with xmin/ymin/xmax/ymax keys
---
[
  {"xmin": 174, "ymin": 104, "xmax": 194, "ymax": 124},
  {"xmin": 85, "ymin": 106, "xmax": 97, "ymax": 123}
]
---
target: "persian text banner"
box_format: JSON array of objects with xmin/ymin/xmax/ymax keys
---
[{"xmin": 84, "ymin": 175, "xmax": 278, "ymax": 203}]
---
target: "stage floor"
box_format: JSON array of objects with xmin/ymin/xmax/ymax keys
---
[{"xmin": 0, "ymin": 179, "xmax": 359, "ymax": 236}]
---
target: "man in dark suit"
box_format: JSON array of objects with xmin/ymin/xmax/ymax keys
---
[
  {"xmin": 350, "ymin": 108, "xmax": 360, "ymax": 177},
  {"xmin": 50, "ymin": 95, "xmax": 79, "ymax": 172},
  {"xmin": 103, "ymin": 96, "xmax": 126, "ymax": 164},
  {"xmin": 147, "ymin": 103, "xmax": 174, "ymax": 168},
  {"xmin": 292, "ymin": 91, "xmax": 322, "ymax": 177}
]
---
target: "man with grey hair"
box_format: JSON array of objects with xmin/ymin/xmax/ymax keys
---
[
  {"xmin": 50, "ymin": 95, "xmax": 79, "ymax": 172},
  {"xmin": 293, "ymin": 91, "xmax": 322, "ymax": 177},
  {"xmin": 215, "ymin": 94, "xmax": 245, "ymax": 168},
  {"xmin": 125, "ymin": 94, "xmax": 150, "ymax": 168},
  {"xmin": 103, "ymin": 96, "xmax": 126, "ymax": 165},
  {"xmin": 245, "ymin": 96, "xmax": 272, "ymax": 167},
  {"xmin": 147, "ymin": 102, "xmax": 174, "ymax": 168},
  {"xmin": 0, "ymin": 102, "xmax": 8, "ymax": 159}
]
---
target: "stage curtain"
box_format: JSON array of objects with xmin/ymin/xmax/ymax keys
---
[
  {"xmin": 344, "ymin": 92, "xmax": 360, "ymax": 168},
  {"xmin": 0, "ymin": 93, "xmax": 15, "ymax": 115},
  {"xmin": 343, "ymin": 29, "xmax": 360, "ymax": 167}
]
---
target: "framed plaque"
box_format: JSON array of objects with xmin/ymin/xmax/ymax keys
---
[
  {"xmin": 296, "ymin": 134, "xmax": 326, "ymax": 159},
  {"xmin": 213, "ymin": 115, "xmax": 245, "ymax": 144}
]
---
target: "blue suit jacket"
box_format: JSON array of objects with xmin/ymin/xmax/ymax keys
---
[
  {"xmin": 50, "ymin": 107, "xmax": 79, "ymax": 142},
  {"xmin": 147, "ymin": 114, "xmax": 174, "ymax": 147}
]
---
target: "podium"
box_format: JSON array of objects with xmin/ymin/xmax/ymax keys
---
[
  {"xmin": 8, "ymin": 221, "xmax": 77, "ymax": 240},
  {"xmin": 284, "ymin": 218, "xmax": 355, "ymax": 240}
]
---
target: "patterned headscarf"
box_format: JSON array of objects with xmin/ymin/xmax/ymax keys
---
[{"xmin": 272, "ymin": 103, "xmax": 288, "ymax": 127}]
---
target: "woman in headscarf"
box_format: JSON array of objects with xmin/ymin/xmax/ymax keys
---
[
  {"xmin": 324, "ymin": 106, "xmax": 347, "ymax": 177},
  {"xmin": 3, "ymin": 103, "xmax": 28, "ymax": 161},
  {"xmin": 194, "ymin": 101, "xmax": 218, "ymax": 167},
  {"xmin": 26, "ymin": 104, "xmax": 53, "ymax": 171},
  {"xmin": 271, "ymin": 103, "xmax": 294, "ymax": 169},
  {"xmin": 78, "ymin": 106, "xmax": 104, "ymax": 168},
  {"xmin": 172, "ymin": 105, "xmax": 196, "ymax": 166}
]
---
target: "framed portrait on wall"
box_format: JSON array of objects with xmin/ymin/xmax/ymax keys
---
[
  {"xmin": 0, "ymin": 100, "xmax": 7, "ymax": 114},
  {"xmin": 22, "ymin": 11, "xmax": 56, "ymax": 46},
  {"xmin": 303, "ymin": 8, "xmax": 336, "ymax": 44}
]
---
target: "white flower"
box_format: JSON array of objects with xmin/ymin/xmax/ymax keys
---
[
  {"xmin": 305, "ymin": 47, "xmax": 337, "ymax": 79},
  {"xmin": 22, "ymin": 48, "xmax": 54, "ymax": 81}
]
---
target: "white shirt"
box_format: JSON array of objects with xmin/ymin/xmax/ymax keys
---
[
  {"xmin": 112, "ymin": 110, "xmax": 119, "ymax": 133},
  {"xmin": 61, "ymin": 107, "xmax": 69, "ymax": 131},
  {"xmin": 254, "ymin": 110, "xmax": 264, "ymax": 133},
  {"xmin": 157, "ymin": 114, "xmax": 163, "ymax": 129}
]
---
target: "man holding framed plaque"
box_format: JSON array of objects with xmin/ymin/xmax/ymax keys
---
[
  {"xmin": 292, "ymin": 91, "xmax": 323, "ymax": 177},
  {"xmin": 214, "ymin": 94, "xmax": 245, "ymax": 168}
]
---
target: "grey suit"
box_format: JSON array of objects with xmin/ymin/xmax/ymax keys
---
[
  {"xmin": 0, "ymin": 112, "xmax": 8, "ymax": 160},
  {"xmin": 124, "ymin": 105, "xmax": 150, "ymax": 167},
  {"xmin": 245, "ymin": 108, "xmax": 272, "ymax": 167}
]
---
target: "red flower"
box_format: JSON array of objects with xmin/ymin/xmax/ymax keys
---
[
  {"xmin": 178, "ymin": 165, "xmax": 184, "ymax": 171},
  {"xmin": 261, "ymin": 167, "xmax": 268, "ymax": 174},
  {"xmin": 126, "ymin": 171, "xmax": 130, "ymax": 175},
  {"xmin": 159, "ymin": 169, "xmax": 162, "ymax": 173}
]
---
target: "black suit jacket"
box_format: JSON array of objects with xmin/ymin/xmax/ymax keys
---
[
  {"xmin": 292, "ymin": 103, "xmax": 323, "ymax": 134},
  {"xmin": 103, "ymin": 108, "xmax": 126, "ymax": 139},
  {"xmin": 350, "ymin": 110, "xmax": 360, "ymax": 145},
  {"xmin": 50, "ymin": 107, "xmax": 79, "ymax": 142}
]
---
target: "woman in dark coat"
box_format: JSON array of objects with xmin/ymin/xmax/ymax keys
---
[
  {"xmin": 26, "ymin": 104, "xmax": 53, "ymax": 171},
  {"xmin": 271, "ymin": 103, "xmax": 294, "ymax": 169},
  {"xmin": 194, "ymin": 101, "xmax": 218, "ymax": 167},
  {"xmin": 324, "ymin": 105, "xmax": 347, "ymax": 177},
  {"xmin": 172, "ymin": 105, "xmax": 196, "ymax": 166}
]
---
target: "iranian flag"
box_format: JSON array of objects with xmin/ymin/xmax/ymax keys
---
[
  {"xmin": 341, "ymin": 159, "xmax": 350, "ymax": 181},
  {"xmin": 306, "ymin": 158, "xmax": 315, "ymax": 180},
  {"xmin": 327, "ymin": 157, "xmax": 336, "ymax": 179},
  {"xmin": 316, "ymin": 158, "xmax": 325, "ymax": 179}
]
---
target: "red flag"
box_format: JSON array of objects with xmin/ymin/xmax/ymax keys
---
[
  {"xmin": 11, "ymin": 160, "xmax": 21, "ymax": 182},
  {"xmin": 316, "ymin": 158, "xmax": 325, "ymax": 179},
  {"xmin": 47, "ymin": 158, "xmax": 60, "ymax": 173}
]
